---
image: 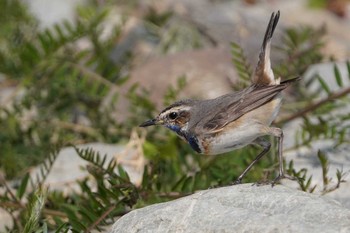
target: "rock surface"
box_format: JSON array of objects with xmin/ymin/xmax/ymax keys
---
[
  {"xmin": 27, "ymin": 0, "xmax": 87, "ymax": 29},
  {"xmin": 111, "ymin": 184, "xmax": 350, "ymax": 233},
  {"xmin": 0, "ymin": 209, "xmax": 12, "ymax": 231}
]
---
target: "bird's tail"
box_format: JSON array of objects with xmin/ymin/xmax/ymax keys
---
[{"xmin": 252, "ymin": 11, "xmax": 280, "ymax": 86}]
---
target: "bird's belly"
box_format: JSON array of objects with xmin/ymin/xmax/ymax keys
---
[
  {"xmin": 200, "ymin": 98, "xmax": 282, "ymax": 155},
  {"xmin": 206, "ymin": 123, "xmax": 263, "ymax": 155}
]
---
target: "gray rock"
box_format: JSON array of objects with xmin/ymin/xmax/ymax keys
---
[
  {"xmin": 0, "ymin": 208, "xmax": 12, "ymax": 232},
  {"xmin": 26, "ymin": 0, "xmax": 87, "ymax": 29},
  {"xmin": 111, "ymin": 184, "xmax": 350, "ymax": 233}
]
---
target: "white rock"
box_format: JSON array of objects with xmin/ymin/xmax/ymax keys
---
[
  {"xmin": 0, "ymin": 209, "xmax": 12, "ymax": 232},
  {"xmin": 26, "ymin": 0, "xmax": 87, "ymax": 29},
  {"xmin": 111, "ymin": 184, "xmax": 350, "ymax": 233}
]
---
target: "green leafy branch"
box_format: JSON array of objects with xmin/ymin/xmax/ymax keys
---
[
  {"xmin": 231, "ymin": 41, "xmax": 252, "ymax": 89},
  {"xmin": 287, "ymin": 150, "xmax": 348, "ymax": 194}
]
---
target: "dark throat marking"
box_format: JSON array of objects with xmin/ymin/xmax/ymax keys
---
[{"xmin": 166, "ymin": 125, "xmax": 201, "ymax": 153}]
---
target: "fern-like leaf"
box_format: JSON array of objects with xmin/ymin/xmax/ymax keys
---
[
  {"xmin": 231, "ymin": 42, "xmax": 252, "ymax": 89},
  {"xmin": 347, "ymin": 61, "xmax": 350, "ymax": 81},
  {"xmin": 317, "ymin": 74, "xmax": 331, "ymax": 95},
  {"xmin": 23, "ymin": 188, "xmax": 47, "ymax": 233},
  {"xmin": 74, "ymin": 147, "xmax": 117, "ymax": 173},
  {"xmin": 31, "ymin": 148, "xmax": 60, "ymax": 188},
  {"xmin": 333, "ymin": 64, "xmax": 343, "ymax": 88}
]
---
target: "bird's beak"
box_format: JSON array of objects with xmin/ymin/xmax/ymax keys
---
[{"xmin": 139, "ymin": 118, "xmax": 161, "ymax": 127}]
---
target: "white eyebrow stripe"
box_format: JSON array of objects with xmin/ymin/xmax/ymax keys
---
[{"xmin": 160, "ymin": 106, "xmax": 192, "ymax": 117}]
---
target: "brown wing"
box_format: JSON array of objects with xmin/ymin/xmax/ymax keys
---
[{"xmin": 191, "ymin": 77, "xmax": 299, "ymax": 135}]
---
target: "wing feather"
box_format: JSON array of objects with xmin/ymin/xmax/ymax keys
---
[{"xmin": 190, "ymin": 78, "xmax": 299, "ymax": 135}]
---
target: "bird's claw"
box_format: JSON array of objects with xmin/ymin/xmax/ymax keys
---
[
  {"xmin": 232, "ymin": 178, "xmax": 242, "ymax": 185},
  {"xmin": 251, "ymin": 174, "xmax": 298, "ymax": 187}
]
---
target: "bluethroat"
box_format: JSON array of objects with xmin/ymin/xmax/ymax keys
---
[{"xmin": 140, "ymin": 11, "xmax": 300, "ymax": 185}]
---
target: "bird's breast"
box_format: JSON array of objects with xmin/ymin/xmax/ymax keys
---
[
  {"xmin": 197, "ymin": 96, "xmax": 282, "ymax": 155},
  {"xmin": 200, "ymin": 122, "xmax": 264, "ymax": 155}
]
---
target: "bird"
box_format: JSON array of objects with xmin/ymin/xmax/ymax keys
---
[{"xmin": 139, "ymin": 11, "xmax": 299, "ymax": 185}]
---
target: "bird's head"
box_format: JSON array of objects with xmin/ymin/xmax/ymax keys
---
[{"xmin": 139, "ymin": 99, "xmax": 197, "ymax": 134}]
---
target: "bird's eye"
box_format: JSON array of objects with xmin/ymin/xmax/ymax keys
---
[{"xmin": 168, "ymin": 112, "xmax": 178, "ymax": 120}]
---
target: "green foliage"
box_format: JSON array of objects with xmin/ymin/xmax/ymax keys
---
[
  {"xmin": 294, "ymin": 63, "xmax": 350, "ymax": 148},
  {"xmin": 231, "ymin": 42, "xmax": 252, "ymax": 89},
  {"xmin": 23, "ymin": 188, "xmax": 47, "ymax": 233},
  {"xmin": 308, "ymin": 0, "xmax": 327, "ymax": 9},
  {"xmin": 0, "ymin": 106, "xmax": 54, "ymax": 178},
  {"xmin": 31, "ymin": 149, "xmax": 61, "ymax": 187},
  {"xmin": 275, "ymin": 25, "xmax": 325, "ymax": 79},
  {"xmin": 287, "ymin": 61, "xmax": 350, "ymax": 191},
  {"xmin": 144, "ymin": 7, "xmax": 173, "ymax": 27},
  {"xmin": 287, "ymin": 150, "xmax": 347, "ymax": 194},
  {"xmin": 0, "ymin": 0, "xmax": 37, "ymax": 75},
  {"xmin": 0, "ymin": 2, "xmax": 126, "ymax": 178},
  {"xmin": 144, "ymin": 10, "xmax": 204, "ymax": 54}
]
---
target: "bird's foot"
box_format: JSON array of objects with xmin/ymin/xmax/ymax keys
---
[
  {"xmin": 252, "ymin": 180, "xmax": 270, "ymax": 186},
  {"xmin": 232, "ymin": 178, "xmax": 243, "ymax": 185},
  {"xmin": 207, "ymin": 184, "xmax": 220, "ymax": 189},
  {"xmin": 251, "ymin": 174, "xmax": 298, "ymax": 187},
  {"xmin": 271, "ymin": 173, "xmax": 297, "ymax": 187}
]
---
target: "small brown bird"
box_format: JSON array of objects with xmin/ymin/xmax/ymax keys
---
[{"xmin": 140, "ymin": 11, "xmax": 298, "ymax": 185}]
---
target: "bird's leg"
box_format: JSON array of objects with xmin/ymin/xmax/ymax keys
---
[
  {"xmin": 233, "ymin": 138, "xmax": 271, "ymax": 185},
  {"xmin": 269, "ymin": 127, "xmax": 296, "ymax": 186}
]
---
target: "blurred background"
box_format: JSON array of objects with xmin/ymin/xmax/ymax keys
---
[{"xmin": 0, "ymin": 0, "xmax": 350, "ymax": 231}]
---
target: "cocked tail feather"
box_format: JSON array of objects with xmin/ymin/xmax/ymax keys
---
[{"xmin": 252, "ymin": 10, "xmax": 280, "ymax": 86}]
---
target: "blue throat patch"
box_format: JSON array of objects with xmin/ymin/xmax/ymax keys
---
[
  {"xmin": 166, "ymin": 125, "xmax": 201, "ymax": 153},
  {"xmin": 166, "ymin": 125, "xmax": 182, "ymax": 134},
  {"xmin": 187, "ymin": 135, "xmax": 201, "ymax": 153}
]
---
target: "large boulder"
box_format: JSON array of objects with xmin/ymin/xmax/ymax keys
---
[{"xmin": 111, "ymin": 184, "xmax": 350, "ymax": 233}]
